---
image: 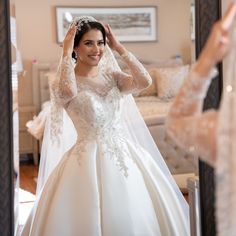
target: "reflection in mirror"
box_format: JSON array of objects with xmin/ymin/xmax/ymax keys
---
[{"xmin": 12, "ymin": 0, "xmax": 197, "ymax": 234}]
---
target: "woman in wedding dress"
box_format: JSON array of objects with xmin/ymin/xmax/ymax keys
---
[
  {"xmin": 21, "ymin": 16, "xmax": 189, "ymax": 236},
  {"xmin": 167, "ymin": 2, "xmax": 236, "ymax": 236}
]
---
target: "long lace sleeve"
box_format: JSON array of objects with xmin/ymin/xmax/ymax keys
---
[
  {"xmin": 166, "ymin": 66, "xmax": 218, "ymax": 167},
  {"xmin": 112, "ymin": 51, "xmax": 152, "ymax": 93},
  {"xmin": 51, "ymin": 55, "xmax": 77, "ymax": 106}
]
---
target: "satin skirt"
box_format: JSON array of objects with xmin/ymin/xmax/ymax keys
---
[{"xmin": 21, "ymin": 139, "xmax": 189, "ymax": 236}]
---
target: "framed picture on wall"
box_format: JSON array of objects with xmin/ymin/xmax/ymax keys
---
[{"xmin": 55, "ymin": 6, "xmax": 157, "ymax": 43}]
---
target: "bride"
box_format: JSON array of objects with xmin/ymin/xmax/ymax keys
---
[
  {"xmin": 21, "ymin": 16, "xmax": 189, "ymax": 236},
  {"xmin": 167, "ymin": 2, "xmax": 236, "ymax": 236}
]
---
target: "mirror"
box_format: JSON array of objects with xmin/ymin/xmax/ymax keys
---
[
  {"xmin": 0, "ymin": 1, "xmax": 221, "ymax": 235},
  {"xmin": 14, "ymin": 0, "xmax": 196, "ymax": 230}
]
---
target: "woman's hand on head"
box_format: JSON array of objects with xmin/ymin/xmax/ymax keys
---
[
  {"xmin": 62, "ymin": 24, "xmax": 77, "ymax": 57},
  {"xmin": 195, "ymin": 1, "xmax": 236, "ymax": 76},
  {"xmin": 104, "ymin": 24, "xmax": 126, "ymax": 55}
]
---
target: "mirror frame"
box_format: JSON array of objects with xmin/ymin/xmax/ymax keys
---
[
  {"xmin": 0, "ymin": 0, "xmax": 14, "ymax": 235},
  {"xmin": 0, "ymin": 0, "xmax": 221, "ymax": 235},
  {"xmin": 195, "ymin": 0, "xmax": 222, "ymax": 235}
]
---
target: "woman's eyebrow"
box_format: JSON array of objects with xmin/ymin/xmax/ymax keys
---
[
  {"xmin": 83, "ymin": 39, "xmax": 104, "ymax": 43},
  {"xmin": 83, "ymin": 39, "xmax": 93, "ymax": 42}
]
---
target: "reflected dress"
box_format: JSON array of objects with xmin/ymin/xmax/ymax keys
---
[{"xmin": 21, "ymin": 52, "xmax": 189, "ymax": 236}]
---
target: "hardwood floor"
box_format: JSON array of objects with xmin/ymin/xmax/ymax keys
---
[{"xmin": 20, "ymin": 162, "xmax": 38, "ymax": 195}]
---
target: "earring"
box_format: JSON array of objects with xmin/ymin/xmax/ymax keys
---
[{"xmin": 73, "ymin": 52, "xmax": 77, "ymax": 59}]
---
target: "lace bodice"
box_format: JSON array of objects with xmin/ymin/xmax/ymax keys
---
[
  {"xmin": 166, "ymin": 65, "xmax": 218, "ymax": 167},
  {"xmin": 66, "ymin": 85, "xmax": 123, "ymax": 139},
  {"xmin": 53, "ymin": 50, "xmax": 151, "ymax": 136}
]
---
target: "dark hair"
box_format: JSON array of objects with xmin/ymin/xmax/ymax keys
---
[{"xmin": 72, "ymin": 21, "xmax": 106, "ymax": 61}]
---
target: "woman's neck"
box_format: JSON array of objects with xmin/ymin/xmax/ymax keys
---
[{"xmin": 74, "ymin": 61, "xmax": 99, "ymax": 78}]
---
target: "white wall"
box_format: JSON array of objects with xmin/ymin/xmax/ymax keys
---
[
  {"xmin": 222, "ymin": 0, "xmax": 233, "ymax": 87},
  {"xmin": 222, "ymin": 0, "xmax": 231, "ymax": 12}
]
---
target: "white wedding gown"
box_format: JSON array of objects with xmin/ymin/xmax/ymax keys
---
[{"xmin": 21, "ymin": 52, "xmax": 189, "ymax": 236}]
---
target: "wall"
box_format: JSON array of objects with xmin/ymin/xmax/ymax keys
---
[
  {"xmin": 15, "ymin": 0, "xmax": 192, "ymax": 106},
  {"xmin": 222, "ymin": 0, "xmax": 231, "ymax": 87},
  {"xmin": 222, "ymin": 0, "xmax": 230, "ymax": 12}
]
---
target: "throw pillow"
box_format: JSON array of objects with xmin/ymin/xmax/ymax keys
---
[{"xmin": 155, "ymin": 65, "xmax": 189, "ymax": 99}]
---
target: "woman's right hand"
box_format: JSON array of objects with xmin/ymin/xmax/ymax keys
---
[
  {"xmin": 62, "ymin": 24, "xmax": 77, "ymax": 57},
  {"xmin": 195, "ymin": 1, "xmax": 236, "ymax": 77}
]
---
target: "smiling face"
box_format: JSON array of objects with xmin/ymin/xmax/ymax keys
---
[{"xmin": 74, "ymin": 29, "xmax": 105, "ymax": 67}]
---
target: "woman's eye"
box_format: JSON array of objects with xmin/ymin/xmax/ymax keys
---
[
  {"xmin": 85, "ymin": 42, "xmax": 93, "ymax": 46},
  {"xmin": 98, "ymin": 41, "xmax": 104, "ymax": 46}
]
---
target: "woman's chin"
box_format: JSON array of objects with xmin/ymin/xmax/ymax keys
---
[{"xmin": 89, "ymin": 59, "xmax": 101, "ymax": 66}]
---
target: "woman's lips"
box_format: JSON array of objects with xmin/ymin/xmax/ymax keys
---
[{"xmin": 88, "ymin": 55, "xmax": 100, "ymax": 60}]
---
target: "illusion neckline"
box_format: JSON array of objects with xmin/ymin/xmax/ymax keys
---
[{"xmin": 75, "ymin": 71, "xmax": 100, "ymax": 80}]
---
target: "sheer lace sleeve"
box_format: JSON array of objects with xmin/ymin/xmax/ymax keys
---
[
  {"xmin": 51, "ymin": 55, "xmax": 77, "ymax": 106},
  {"xmin": 112, "ymin": 51, "xmax": 152, "ymax": 93},
  {"xmin": 166, "ymin": 66, "xmax": 218, "ymax": 167}
]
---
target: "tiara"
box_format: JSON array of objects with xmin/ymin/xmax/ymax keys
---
[{"xmin": 72, "ymin": 16, "xmax": 97, "ymax": 31}]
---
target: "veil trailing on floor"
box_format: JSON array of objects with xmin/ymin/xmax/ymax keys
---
[
  {"xmin": 36, "ymin": 16, "xmax": 189, "ymax": 225},
  {"xmin": 216, "ymin": 27, "xmax": 236, "ymax": 236}
]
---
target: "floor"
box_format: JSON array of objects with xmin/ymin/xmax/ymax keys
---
[
  {"xmin": 20, "ymin": 162, "xmax": 38, "ymax": 194},
  {"xmin": 17, "ymin": 161, "xmax": 38, "ymax": 234}
]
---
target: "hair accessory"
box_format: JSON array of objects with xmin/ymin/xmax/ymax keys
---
[{"xmin": 72, "ymin": 16, "xmax": 97, "ymax": 32}]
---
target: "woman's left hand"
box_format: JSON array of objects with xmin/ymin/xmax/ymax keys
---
[
  {"xmin": 104, "ymin": 24, "xmax": 126, "ymax": 55},
  {"xmin": 195, "ymin": 1, "xmax": 236, "ymax": 76}
]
